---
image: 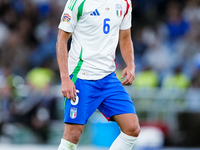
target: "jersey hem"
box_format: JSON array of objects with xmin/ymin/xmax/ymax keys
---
[{"xmin": 71, "ymin": 71, "xmax": 114, "ymax": 81}]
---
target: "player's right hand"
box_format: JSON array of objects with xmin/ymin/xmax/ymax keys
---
[{"xmin": 61, "ymin": 78, "xmax": 76, "ymax": 102}]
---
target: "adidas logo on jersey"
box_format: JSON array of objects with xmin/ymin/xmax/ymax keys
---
[{"xmin": 90, "ymin": 9, "xmax": 100, "ymax": 16}]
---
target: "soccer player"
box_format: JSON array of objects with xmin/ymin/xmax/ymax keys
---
[{"xmin": 56, "ymin": 0, "xmax": 140, "ymax": 149}]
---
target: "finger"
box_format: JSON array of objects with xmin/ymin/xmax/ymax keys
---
[
  {"xmin": 122, "ymin": 73, "xmax": 134, "ymax": 85},
  {"xmin": 122, "ymin": 79, "xmax": 128, "ymax": 85},
  {"xmin": 121, "ymin": 70, "xmax": 126, "ymax": 79},
  {"xmin": 125, "ymin": 82, "xmax": 131, "ymax": 86},
  {"xmin": 122, "ymin": 75, "xmax": 130, "ymax": 85},
  {"xmin": 62, "ymin": 91, "xmax": 67, "ymax": 98},
  {"xmin": 66, "ymin": 93, "xmax": 71, "ymax": 99},
  {"xmin": 73, "ymin": 86, "xmax": 77, "ymax": 96},
  {"xmin": 127, "ymin": 76, "xmax": 135, "ymax": 85},
  {"xmin": 127, "ymin": 76, "xmax": 134, "ymax": 85},
  {"xmin": 69, "ymin": 89, "xmax": 76, "ymax": 102},
  {"xmin": 71, "ymin": 96, "xmax": 75, "ymax": 102}
]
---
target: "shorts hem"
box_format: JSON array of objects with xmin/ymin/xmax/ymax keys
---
[
  {"xmin": 107, "ymin": 112, "xmax": 137, "ymax": 121},
  {"xmin": 64, "ymin": 121, "xmax": 86, "ymax": 125}
]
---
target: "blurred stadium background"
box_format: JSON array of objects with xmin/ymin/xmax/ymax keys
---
[{"xmin": 0, "ymin": 0, "xmax": 200, "ymax": 149}]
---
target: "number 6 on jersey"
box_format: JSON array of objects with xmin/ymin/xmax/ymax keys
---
[{"xmin": 103, "ymin": 18, "xmax": 110, "ymax": 34}]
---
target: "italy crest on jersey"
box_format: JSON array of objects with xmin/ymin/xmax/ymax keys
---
[
  {"xmin": 70, "ymin": 107, "xmax": 77, "ymax": 119},
  {"xmin": 116, "ymin": 4, "xmax": 122, "ymax": 18}
]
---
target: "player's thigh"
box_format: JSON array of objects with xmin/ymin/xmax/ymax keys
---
[
  {"xmin": 64, "ymin": 76, "xmax": 103, "ymax": 124},
  {"xmin": 98, "ymin": 72, "xmax": 137, "ymax": 120},
  {"xmin": 113, "ymin": 113, "xmax": 140, "ymax": 137},
  {"xmin": 63, "ymin": 123, "xmax": 84, "ymax": 143}
]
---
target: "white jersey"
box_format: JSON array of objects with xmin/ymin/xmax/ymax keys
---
[{"xmin": 59, "ymin": 0, "xmax": 132, "ymax": 80}]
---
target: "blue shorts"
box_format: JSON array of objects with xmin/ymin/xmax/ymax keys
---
[{"xmin": 64, "ymin": 72, "xmax": 136, "ymax": 124}]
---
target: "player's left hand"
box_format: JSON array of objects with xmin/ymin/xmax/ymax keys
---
[{"xmin": 121, "ymin": 64, "xmax": 135, "ymax": 86}]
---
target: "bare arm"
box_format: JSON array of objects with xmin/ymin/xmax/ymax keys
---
[
  {"xmin": 119, "ymin": 28, "xmax": 135, "ymax": 85},
  {"xmin": 56, "ymin": 29, "xmax": 76, "ymax": 101}
]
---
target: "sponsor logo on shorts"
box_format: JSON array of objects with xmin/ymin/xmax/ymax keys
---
[
  {"xmin": 62, "ymin": 13, "xmax": 71, "ymax": 23},
  {"xmin": 70, "ymin": 107, "xmax": 77, "ymax": 119}
]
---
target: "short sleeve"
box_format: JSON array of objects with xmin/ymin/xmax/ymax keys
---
[
  {"xmin": 120, "ymin": 0, "xmax": 132, "ymax": 30},
  {"xmin": 58, "ymin": 0, "xmax": 79, "ymax": 33}
]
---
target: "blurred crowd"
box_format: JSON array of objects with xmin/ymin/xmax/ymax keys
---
[
  {"xmin": 0, "ymin": 0, "xmax": 65, "ymax": 143},
  {"xmin": 117, "ymin": 0, "xmax": 200, "ymax": 90},
  {"xmin": 0, "ymin": 0, "xmax": 200, "ymax": 144}
]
